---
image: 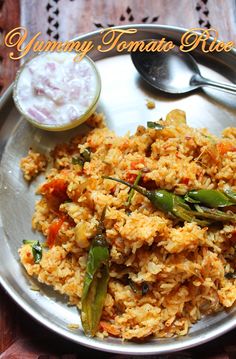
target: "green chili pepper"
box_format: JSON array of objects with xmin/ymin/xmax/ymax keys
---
[
  {"xmin": 191, "ymin": 205, "xmax": 236, "ymax": 221},
  {"xmin": 223, "ymin": 187, "xmax": 236, "ymax": 204},
  {"xmin": 81, "ymin": 207, "xmax": 109, "ymax": 337},
  {"xmin": 127, "ymin": 171, "xmax": 142, "ymax": 206},
  {"xmin": 172, "ymin": 202, "xmax": 211, "ymax": 226},
  {"xmin": 103, "ymin": 177, "xmax": 236, "ymax": 225},
  {"xmin": 103, "ymin": 176, "xmax": 190, "ymax": 215},
  {"xmin": 23, "ymin": 240, "xmax": 43, "ymax": 263},
  {"xmin": 185, "ymin": 189, "xmax": 235, "ymax": 208}
]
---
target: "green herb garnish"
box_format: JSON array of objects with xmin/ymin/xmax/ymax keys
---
[
  {"xmin": 23, "ymin": 240, "xmax": 43, "ymax": 263},
  {"xmin": 225, "ymin": 272, "xmax": 236, "ymax": 279},
  {"xmin": 72, "ymin": 157, "xmax": 84, "ymax": 166},
  {"xmin": 128, "ymin": 279, "xmax": 149, "ymax": 296},
  {"xmin": 128, "ymin": 278, "xmax": 139, "ymax": 293},
  {"xmin": 82, "ymin": 147, "xmax": 91, "ymax": 162},
  {"xmin": 141, "ymin": 283, "xmax": 149, "ymax": 295},
  {"xmin": 72, "ymin": 147, "xmax": 91, "ymax": 167}
]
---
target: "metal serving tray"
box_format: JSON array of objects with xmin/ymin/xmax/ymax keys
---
[{"xmin": 0, "ymin": 25, "xmax": 236, "ymax": 355}]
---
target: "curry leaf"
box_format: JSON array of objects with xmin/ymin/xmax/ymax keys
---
[
  {"xmin": 23, "ymin": 240, "xmax": 43, "ymax": 263},
  {"xmin": 147, "ymin": 121, "xmax": 164, "ymax": 130}
]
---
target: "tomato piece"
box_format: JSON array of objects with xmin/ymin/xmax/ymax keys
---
[
  {"xmin": 41, "ymin": 179, "xmax": 68, "ymax": 199},
  {"xmin": 41, "ymin": 179, "xmax": 68, "ymax": 208},
  {"xmin": 181, "ymin": 177, "xmax": 190, "ymax": 185},
  {"xmin": 47, "ymin": 218, "xmax": 64, "ymax": 248},
  {"xmin": 100, "ymin": 321, "xmax": 120, "ymax": 337},
  {"xmin": 217, "ymin": 142, "xmax": 236, "ymax": 155},
  {"xmin": 130, "ymin": 159, "xmax": 144, "ymax": 170},
  {"xmin": 125, "ymin": 173, "xmax": 137, "ymax": 184}
]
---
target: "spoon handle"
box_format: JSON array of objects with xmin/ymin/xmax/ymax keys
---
[{"xmin": 192, "ymin": 74, "xmax": 236, "ymax": 94}]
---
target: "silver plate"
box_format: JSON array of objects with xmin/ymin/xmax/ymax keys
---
[{"xmin": 0, "ymin": 25, "xmax": 236, "ymax": 355}]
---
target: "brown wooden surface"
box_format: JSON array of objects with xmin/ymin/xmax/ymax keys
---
[
  {"xmin": 1, "ymin": 0, "xmax": 236, "ymax": 358},
  {"xmin": 20, "ymin": 0, "xmax": 236, "ymax": 41},
  {"xmin": 0, "ymin": 0, "xmax": 20, "ymax": 95}
]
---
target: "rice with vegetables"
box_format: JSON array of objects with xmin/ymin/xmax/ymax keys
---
[
  {"xmin": 19, "ymin": 110, "xmax": 236, "ymax": 340},
  {"xmin": 20, "ymin": 149, "xmax": 48, "ymax": 181}
]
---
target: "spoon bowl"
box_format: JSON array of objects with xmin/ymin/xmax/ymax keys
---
[{"xmin": 131, "ymin": 40, "xmax": 236, "ymax": 95}]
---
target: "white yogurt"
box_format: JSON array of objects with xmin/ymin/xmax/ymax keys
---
[{"xmin": 14, "ymin": 52, "xmax": 100, "ymax": 129}]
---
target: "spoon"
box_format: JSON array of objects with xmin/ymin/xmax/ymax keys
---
[{"xmin": 131, "ymin": 42, "xmax": 236, "ymax": 94}]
